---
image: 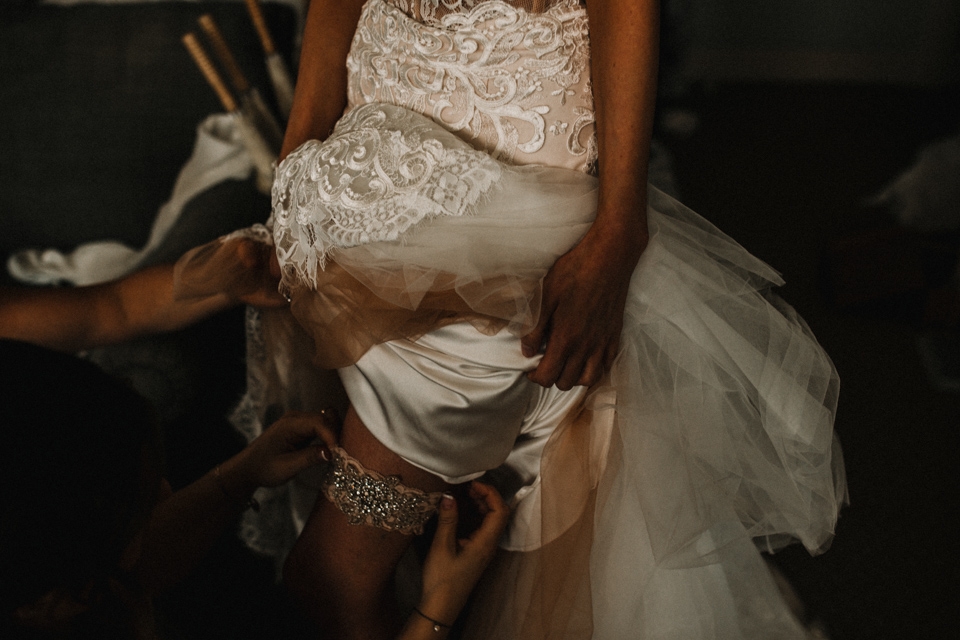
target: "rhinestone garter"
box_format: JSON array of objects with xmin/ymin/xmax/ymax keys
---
[{"xmin": 320, "ymin": 446, "xmax": 443, "ymax": 535}]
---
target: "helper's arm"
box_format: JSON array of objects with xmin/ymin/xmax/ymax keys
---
[
  {"xmin": 134, "ymin": 411, "xmax": 337, "ymax": 594},
  {"xmin": 0, "ymin": 240, "xmax": 284, "ymax": 352}
]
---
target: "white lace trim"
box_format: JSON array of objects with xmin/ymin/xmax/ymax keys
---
[
  {"xmin": 272, "ymin": 103, "xmax": 502, "ymax": 289},
  {"xmin": 348, "ymin": 0, "xmax": 596, "ymax": 172},
  {"xmin": 386, "ymin": 0, "xmax": 582, "ymax": 26},
  {"xmin": 222, "ymin": 222, "xmax": 275, "ymax": 245}
]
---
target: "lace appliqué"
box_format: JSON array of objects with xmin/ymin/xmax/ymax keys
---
[
  {"xmin": 388, "ymin": 0, "xmax": 581, "ymax": 26},
  {"xmin": 221, "ymin": 222, "xmax": 275, "ymax": 246},
  {"xmin": 321, "ymin": 446, "xmax": 443, "ymax": 535},
  {"xmin": 349, "ymin": 0, "xmax": 595, "ymax": 172},
  {"xmin": 231, "ymin": 307, "xmax": 299, "ymax": 571},
  {"xmin": 272, "ymin": 103, "xmax": 501, "ymax": 289}
]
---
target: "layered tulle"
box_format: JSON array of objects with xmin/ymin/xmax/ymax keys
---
[
  {"xmin": 460, "ymin": 187, "xmax": 846, "ymax": 639},
  {"xmin": 175, "ymin": 189, "xmax": 845, "ymax": 639},
  {"xmin": 277, "ymin": 163, "xmax": 597, "ymax": 368}
]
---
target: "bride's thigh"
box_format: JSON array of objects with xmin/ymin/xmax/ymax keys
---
[
  {"xmin": 283, "ymin": 404, "xmax": 450, "ymax": 637},
  {"xmin": 338, "ymin": 403, "xmax": 451, "ymax": 493}
]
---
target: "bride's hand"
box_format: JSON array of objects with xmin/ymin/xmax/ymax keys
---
[{"xmin": 522, "ymin": 221, "xmax": 647, "ymax": 390}]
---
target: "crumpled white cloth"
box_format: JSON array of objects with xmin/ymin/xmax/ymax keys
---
[
  {"xmin": 867, "ymin": 133, "xmax": 960, "ymax": 233},
  {"xmin": 41, "ymin": 0, "xmax": 308, "ymax": 36},
  {"xmin": 43, "ymin": 0, "xmax": 305, "ymax": 12},
  {"xmin": 7, "ymin": 113, "xmax": 253, "ymax": 286}
]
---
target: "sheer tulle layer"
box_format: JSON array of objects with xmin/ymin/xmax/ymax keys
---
[
  {"xmin": 174, "ymin": 181, "xmax": 845, "ymax": 557},
  {"xmin": 288, "ymin": 166, "xmax": 597, "ymax": 368},
  {"xmin": 618, "ymin": 191, "xmax": 846, "ymax": 559},
  {"xmin": 459, "ymin": 187, "xmax": 846, "ymax": 638}
]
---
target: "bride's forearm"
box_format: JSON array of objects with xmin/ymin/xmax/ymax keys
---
[
  {"xmin": 279, "ymin": 0, "xmax": 367, "ymax": 160},
  {"xmin": 587, "ymin": 0, "xmax": 660, "ymax": 244}
]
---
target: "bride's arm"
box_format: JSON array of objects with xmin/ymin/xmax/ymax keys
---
[
  {"xmin": 279, "ymin": 0, "xmax": 367, "ymax": 160},
  {"xmin": 522, "ymin": 0, "xmax": 659, "ymax": 390}
]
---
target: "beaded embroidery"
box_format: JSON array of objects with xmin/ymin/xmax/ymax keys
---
[
  {"xmin": 272, "ymin": 102, "xmax": 502, "ymax": 288},
  {"xmin": 347, "ymin": 0, "xmax": 596, "ymax": 172},
  {"xmin": 321, "ymin": 446, "xmax": 444, "ymax": 535}
]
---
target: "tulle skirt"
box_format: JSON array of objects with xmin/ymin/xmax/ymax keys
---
[{"xmin": 174, "ymin": 108, "xmax": 846, "ymax": 639}]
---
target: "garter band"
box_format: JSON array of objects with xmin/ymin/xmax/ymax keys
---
[{"xmin": 320, "ymin": 446, "xmax": 443, "ymax": 535}]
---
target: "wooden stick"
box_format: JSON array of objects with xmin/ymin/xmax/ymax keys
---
[
  {"xmin": 182, "ymin": 32, "xmax": 238, "ymax": 113},
  {"xmin": 198, "ymin": 14, "xmax": 250, "ymax": 94},
  {"xmin": 245, "ymin": 0, "xmax": 277, "ymax": 56}
]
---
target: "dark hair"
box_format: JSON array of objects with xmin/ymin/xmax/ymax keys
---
[{"xmin": 0, "ymin": 340, "xmax": 160, "ymax": 636}]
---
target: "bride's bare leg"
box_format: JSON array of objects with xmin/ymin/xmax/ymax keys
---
[{"xmin": 283, "ymin": 405, "xmax": 451, "ymax": 640}]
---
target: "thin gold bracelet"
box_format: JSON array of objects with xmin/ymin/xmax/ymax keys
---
[{"xmin": 214, "ymin": 464, "xmax": 260, "ymax": 512}]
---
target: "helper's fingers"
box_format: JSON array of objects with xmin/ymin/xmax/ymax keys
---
[
  {"xmin": 259, "ymin": 444, "xmax": 329, "ymax": 487},
  {"xmin": 467, "ymin": 482, "xmax": 509, "ymax": 547},
  {"xmin": 235, "ymin": 237, "xmax": 267, "ymax": 270},
  {"xmin": 312, "ymin": 408, "xmax": 341, "ymax": 450},
  {"xmin": 286, "ymin": 444, "xmax": 329, "ymax": 475},
  {"xmin": 275, "ymin": 410, "xmax": 340, "ymax": 451},
  {"xmin": 268, "ymin": 247, "xmax": 282, "ymax": 280},
  {"xmin": 431, "ymin": 493, "xmax": 459, "ymax": 555}
]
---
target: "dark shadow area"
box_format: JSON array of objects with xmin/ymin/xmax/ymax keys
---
[{"xmin": 667, "ymin": 81, "xmax": 960, "ymax": 640}]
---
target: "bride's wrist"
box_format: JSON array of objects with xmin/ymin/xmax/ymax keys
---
[
  {"xmin": 593, "ymin": 193, "xmax": 649, "ymax": 249},
  {"xmin": 585, "ymin": 219, "xmax": 648, "ymax": 265}
]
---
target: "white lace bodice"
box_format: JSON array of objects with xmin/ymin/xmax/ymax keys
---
[
  {"xmin": 272, "ymin": 0, "xmax": 598, "ymax": 289},
  {"xmin": 347, "ymin": 0, "xmax": 596, "ymax": 173},
  {"xmin": 386, "ymin": 0, "xmax": 582, "ymax": 25},
  {"xmin": 272, "ymin": 103, "xmax": 503, "ymax": 287}
]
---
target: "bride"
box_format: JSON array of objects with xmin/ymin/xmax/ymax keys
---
[{"xmin": 176, "ymin": 1, "xmax": 847, "ymax": 638}]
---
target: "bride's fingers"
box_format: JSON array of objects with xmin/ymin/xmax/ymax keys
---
[
  {"xmin": 575, "ymin": 344, "xmax": 610, "ymax": 388},
  {"xmin": 527, "ymin": 315, "xmax": 576, "ymax": 388},
  {"xmin": 522, "ymin": 297, "xmax": 555, "ymax": 359},
  {"xmin": 551, "ymin": 324, "xmax": 597, "ymax": 391}
]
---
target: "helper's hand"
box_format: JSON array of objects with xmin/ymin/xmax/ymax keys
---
[
  {"xmin": 233, "ymin": 238, "xmax": 288, "ymax": 309},
  {"xmin": 226, "ymin": 410, "xmax": 340, "ymax": 494},
  {"xmin": 521, "ymin": 224, "xmax": 646, "ymax": 390},
  {"xmin": 416, "ymin": 482, "xmax": 510, "ymax": 629}
]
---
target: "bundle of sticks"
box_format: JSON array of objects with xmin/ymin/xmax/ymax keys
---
[{"xmin": 181, "ymin": 0, "xmax": 296, "ymax": 194}]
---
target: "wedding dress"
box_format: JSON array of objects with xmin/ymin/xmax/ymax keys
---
[{"xmin": 176, "ymin": 1, "xmax": 846, "ymax": 637}]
